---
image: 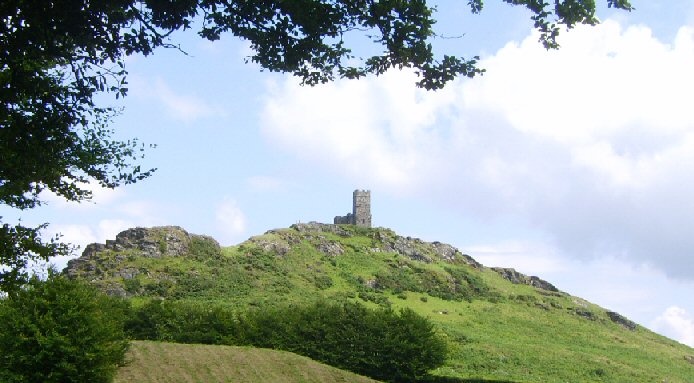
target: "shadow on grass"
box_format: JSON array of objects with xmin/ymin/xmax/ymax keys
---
[{"xmin": 420, "ymin": 377, "xmax": 518, "ymax": 383}]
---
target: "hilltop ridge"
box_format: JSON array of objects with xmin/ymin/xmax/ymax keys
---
[
  {"xmin": 64, "ymin": 223, "xmax": 694, "ymax": 382},
  {"xmin": 65, "ymin": 223, "xmax": 558, "ymax": 300}
]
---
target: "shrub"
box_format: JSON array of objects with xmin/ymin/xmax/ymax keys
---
[
  {"xmin": 358, "ymin": 290, "xmax": 391, "ymax": 307},
  {"xmin": 312, "ymin": 273, "xmax": 334, "ymax": 289},
  {"xmin": 189, "ymin": 236, "xmax": 222, "ymax": 261},
  {"xmin": 236, "ymin": 301, "xmax": 448, "ymax": 382},
  {"xmin": 0, "ymin": 273, "xmax": 128, "ymax": 383},
  {"xmin": 125, "ymin": 299, "xmax": 236, "ymax": 344}
]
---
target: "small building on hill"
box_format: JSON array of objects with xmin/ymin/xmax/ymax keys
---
[{"xmin": 334, "ymin": 190, "xmax": 371, "ymax": 228}]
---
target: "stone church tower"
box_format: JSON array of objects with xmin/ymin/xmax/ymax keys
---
[
  {"xmin": 352, "ymin": 190, "xmax": 371, "ymax": 227},
  {"xmin": 334, "ymin": 189, "xmax": 372, "ymax": 228}
]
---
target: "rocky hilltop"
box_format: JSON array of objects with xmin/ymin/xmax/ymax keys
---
[{"xmin": 65, "ymin": 222, "xmax": 561, "ymax": 297}]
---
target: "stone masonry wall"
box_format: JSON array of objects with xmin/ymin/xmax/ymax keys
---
[
  {"xmin": 353, "ymin": 190, "xmax": 371, "ymax": 228},
  {"xmin": 334, "ymin": 189, "xmax": 371, "ymax": 227}
]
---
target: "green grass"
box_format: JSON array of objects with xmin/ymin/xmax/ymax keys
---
[
  {"xmin": 115, "ymin": 341, "xmax": 380, "ymax": 383},
  {"xmin": 71, "ymin": 224, "xmax": 694, "ymax": 383}
]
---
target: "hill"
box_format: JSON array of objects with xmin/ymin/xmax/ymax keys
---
[
  {"xmin": 115, "ymin": 340, "xmax": 379, "ymax": 383},
  {"xmin": 66, "ymin": 223, "xmax": 694, "ymax": 382}
]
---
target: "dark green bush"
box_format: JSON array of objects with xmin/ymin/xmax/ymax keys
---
[
  {"xmin": 370, "ymin": 262, "xmax": 500, "ymax": 303},
  {"xmin": 123, "ymin": 277, "xmax": 141, "ymax": 294},
  {"xmin": 236, "ymin": 301, "xmax": 448, "ymax": 382},
  {"xmin": 312, "ymin": 273, "xmax": 334, "ymax": 289},
  {"xmin": 0, "ymin": 273, "xmax": 128, "ymax": 383},
  {"xmin": 189, "ymin": 236, "xmax": 222, "ymax": 261},
  {"xmin": 358, "ymin": 290, "xmax": 391, "ymax": 307},
  {"xmin": 125, "ymin": 299, "xmax": 236, "ymax": 344}
]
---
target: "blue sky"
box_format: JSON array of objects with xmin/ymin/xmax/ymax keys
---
[{"xmin": 4, "ymin": 1, "xmax": 694, "ymax": 347}]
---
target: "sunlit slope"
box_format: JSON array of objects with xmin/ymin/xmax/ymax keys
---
[
  {"xmin": 68, "ymin": 223, "xmax": 694, "ymax": 382},
  {"xmin": 115, "ymin": 340, "xmax": 380, "ymax": 383}
]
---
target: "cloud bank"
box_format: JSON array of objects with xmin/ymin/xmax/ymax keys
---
[
  {"xmin": 652, "ymin": 306, "xmax": 694, "ymax": 347},
  {"xmin": 261, "ymin": 20, "xmax": 694, "ymax": 280}
]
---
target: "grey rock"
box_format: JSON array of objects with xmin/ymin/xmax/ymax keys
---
[
  {"xmin": 364, "ymin": 279, "xmax": 378, "ymax": 289},
  {"xmin": 103, "ymin": 283, "xmax": 127, "ymax": 298},
  {"xmin": 492, "ymin": 267, "xmax": 559, "ymax": 292},
  {"xmin": 382, "ymin": 236, "xmax": 433, "ymax": 263},
  {"xmin": 606, "ymin": 311, "xmax": 637, "ymax": 331},
  {"xmin": 252, "ymin": 238, "xmax": 291, "ymax": 256},
  {"xmin": 113, "ymin": 226, "xmax": 191, "ymax": 258},
  {"xmin": 64, "ymin": 226, "xmax": 220, "ymax": 293},
  {"xmin": 528, "ymin": 276, "xmax": 559, "ymax": 292},
  {"xmin": 440, "ymin": 247, "xmax": 480, "ymax": 267},
  {"xmin": 292, "ymin": 222, "xmax": 353, "ymax": 237},
  {"xmin": 574, "ymin": 308, "xmax": 597, "ymax": 321},
  {"xmin": 317, "ymin": 240, "xmax": 344, "ymax": 257},
  {"xmin": 115, "ymin": 267, "xmax": 139, "ymax": 280}
]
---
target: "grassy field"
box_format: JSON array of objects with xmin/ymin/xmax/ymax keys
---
[
  {"xmin": 115, "ymin": 341, "xmax": 380, "ymax": 383},
  {"xmin": 71, "ymin": 224, "xmax": 694, "ymax": 382}
]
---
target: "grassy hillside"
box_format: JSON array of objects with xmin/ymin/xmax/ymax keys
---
[
  {"xmin": 115, "ymin": 341, "xmax": 380, "ymax": 383},
  {"xmin": 68, "ymin": 223, "xmax": 694, "ymax": 382}
]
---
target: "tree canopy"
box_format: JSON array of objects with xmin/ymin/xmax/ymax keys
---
[
  {"xmin": 0, "ymin": 0, "xmax": 632, "ymax": 292},
  {"xmin": 0, "ymin": 272, "xmax": 129, "ymax": 383}
]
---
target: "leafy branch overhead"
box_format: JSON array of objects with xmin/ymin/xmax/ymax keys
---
[
  {"xmin": 194, "ymin": 0, "xmax": 633, "ymax": 89},
  {"xmin": 0, "ymin": 0, "xmax": 632, "ymax": 292},
  {"xmin": 0, "ymin": 0, "xmax": 635, "ymax": 205}
]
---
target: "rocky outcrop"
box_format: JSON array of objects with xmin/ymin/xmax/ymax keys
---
[
  {"xmin": 316, "ymin": 240, "xmax": 345, "ymax": 257},
  {"xmin": 289, "ymin": 222, "xmax": 481, "ymax": 267},
  {"xmin": 246, "ymin": 237, "xmax": 292, "ymax": 256},
  {"xmin": 574, "ymin": 308, "xmax": 598, "ymax": 321},
  {"xmin": 492, "ymin": 267, "xmax": 560, "ymax": 292},
  {"xmin": 380, "ymin": 235, "xmax": 433, "ymax": 263},
  {"xmin": 606, "ymin": 311, "xmax": 637, "ymax": 331},
  {"xmin": 374, "ymin": 233, "xmax": 480, "ymax": 267},
  {"xmin": 65, "ymin": 226, "xmax": 220, "ymax": 279},
  {"xmin": 291, "ymin": 222, "xmax": 354, "ymax": 237}
]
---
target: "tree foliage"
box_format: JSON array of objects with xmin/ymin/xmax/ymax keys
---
[
  {"xmin": 124, "ymin": 299, "xmax": 237, "ymax": 344},
  {"xmin": 236, "ymin": 301, "xmax": 448, "ymax": 382},
  {"xmin": 126, "ymin": 299, "xmax": 448, "ymax": 382},
  {"xmin": 0, "ymin": 0, "xmax": 632, "ymax": 292},
  {"xmin": 0, "ymin": 272, "xmax": 129, "ymax": 383}
]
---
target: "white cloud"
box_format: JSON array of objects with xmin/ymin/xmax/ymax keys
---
[
  {"xmin": 261, "ymin": 19, "xmax": 694, "ymax": 281},
  {"xmin": 42, "ymin": 182, "xmax": 125, "ymax": 209},
  {"xmin": 652, "ymin": 306, "xmax": 694, "ymax": 347},
  {"xmin": 130, "ymin": 76, "xmax": 226, "ymax": 122},
  {"xmin": 215, "ymin": 197, "xmax": 247, "ymax": 245},
  {"xmin": 261, "ymin": 70, "xmax": 456, "ymax": 195}
]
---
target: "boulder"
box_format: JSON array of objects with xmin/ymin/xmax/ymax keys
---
[
  {"xmin": 606, "ymin": 311, "xmax": 637, "ymax": 331},
  {"xmin": 492, "ymin": 267, "xmax": 560, "ymax": 292}
]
